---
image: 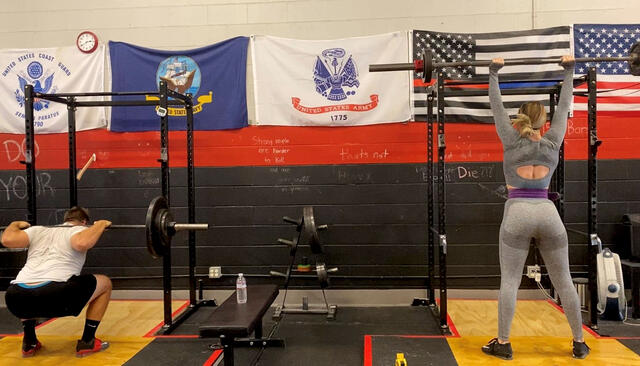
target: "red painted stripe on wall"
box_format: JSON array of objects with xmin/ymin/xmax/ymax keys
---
[{"xmin": 0, "ymin": 115, "xmax": 638, "ymax": 170}]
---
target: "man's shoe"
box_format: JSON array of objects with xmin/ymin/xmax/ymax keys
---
[
  {"xmin": 21, "ymin": 341, "xmax": 41, "ymax": 358},
  {"xmin": 76, "ymin": 338, "xmax": 109, "ymax": 358},
  {"xmin": 482, "ymin": 338, "xmax": 513, "ymax": 360},
  {"xmin": 573, "ymin": 340, "xmax": 590, "ymax": 359}
]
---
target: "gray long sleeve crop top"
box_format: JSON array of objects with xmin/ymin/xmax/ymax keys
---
[{"xmin": 489, "ymin": 63, "xmax": 574, "ymax": 189}]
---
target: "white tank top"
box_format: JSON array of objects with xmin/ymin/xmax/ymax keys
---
[{"xmin": 11, "ymin": 224, "xmax": 88, "ymax": 284}]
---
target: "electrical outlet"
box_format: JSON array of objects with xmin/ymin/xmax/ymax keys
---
[
  {"xmin": 526, "ymin": 265, "xmax": 540, "ymax": 279},
  {"xmin": 209, "ymin": 266, "xmax": 221, "ymax": 279}
]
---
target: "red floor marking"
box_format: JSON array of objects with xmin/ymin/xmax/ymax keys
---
[
  {"xmin": 153, "ymin": 334, "xmax": 200, "ymax": 339},
  {"xmin": 35, "ymin": 317, "xmax": 57, "ymax": 329},
  {"xmin": 446, "ymin": 312, "xmax": 461, "ymax": 338},
  {"xmin": 545, "ymin": 299, "xmax": 640, "ymax": 340},
  {"xmin": 0, "ymin": 317, "xmax": 60, "ymax": 337},
  {"xmin": 110, "ymin": 299, "xmax": 189, "ymax": 302},
  {"xmin": 202, "ymin": 349, "xmax": 223, "ymax": 366},
  {"xmin": 368, "ymin": 334, "xmax": 447, "ymax": 339},
  {"xmin": 363, "ymin": 333, "xmax": 458, "ymax": 366},
  {"xmin": 143, "ymin": 300, "xmax": 190, "ymax": 338},
  {"xmin": 445, "ymin": 298, "xmax": 550, "ymax": 302},
  {"xmin": 544, "ymin": 299, "xmax": 601, "ymax": 337},
  {"xmin": 363, "ymin": 335, "xmax": 372, "ymax": 366}
]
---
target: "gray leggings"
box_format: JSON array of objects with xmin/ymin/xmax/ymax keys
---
[{"xmin": 498, "ymin": 198, "xmax": 583, "ymax": 341}]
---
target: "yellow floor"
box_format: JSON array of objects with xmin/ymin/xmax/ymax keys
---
[
  {"xmin": 0, "ymin": 336, "xmax": 151, "ymax": 366},
  {"xmin": 35, "ymin": 300, "xmax": 187, "ymax": 337},
  {"xmin": 0, "ymin": 300, "xmax": 187, "ymax": 365},
  {"xmin": 446, "ymin": 299, "xmax": 640, "ymax": 365},
  {"xmin": 2, "ymin": 299, "xmax": 640, "ymax": 365}
]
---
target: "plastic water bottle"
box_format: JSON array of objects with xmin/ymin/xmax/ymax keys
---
[{"xmin": 236, "ymin": 273, "xmax": 247, "ymax": 304}]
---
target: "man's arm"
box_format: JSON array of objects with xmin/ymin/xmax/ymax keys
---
[
  {"xmin": 1, "ymin": 221, "xmax": 30, "ymax": 248},
  {"xmin": 70, "ymin": 220, "xmax": 111, "ymax": 252}
]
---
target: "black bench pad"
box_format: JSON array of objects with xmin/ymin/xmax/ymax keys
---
[{"xmin": 199, "ymin": 284, "xmax": 279, "ymax": 338}]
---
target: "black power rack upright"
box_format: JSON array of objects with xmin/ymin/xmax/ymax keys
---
[
  {"xmin": 20, "ymin": 81, "xmax": 213, "ymax": 335},
  {"xmin": 425, "ymin": 69, "xmax": 602, "ymax": 331}
]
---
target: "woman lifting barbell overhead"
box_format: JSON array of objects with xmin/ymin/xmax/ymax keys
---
[
  {"xmin": 1, "ymin": 206, "xmax": 112, "ymax": 358},
  {"xmin": 481, "ymin": 55, "xmax": 590, "ymax": 360}
]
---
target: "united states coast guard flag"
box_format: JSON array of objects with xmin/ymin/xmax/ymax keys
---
[
  {"xmin": 252, "ymin": 32, "xmax": 411, "ymax": 126},
  {"xmin": 109, "ymin": 37, "xmax": 249, "ymax": 131},
  {"xmin": 0, "ymin": 46, "xmax": 106, "ymax": 134}
]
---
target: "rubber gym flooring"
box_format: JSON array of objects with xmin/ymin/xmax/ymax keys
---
[{"xmin": 1, "ymin": 298, "xmax": 640, "ymax": 365}]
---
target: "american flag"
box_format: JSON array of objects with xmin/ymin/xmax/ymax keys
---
[
  {"xmin": 412, "ymin": 27, "xmax": 572, "ymax": 123},
  {"xmin": 573, "ymin": 24, "xmax": 640, "ymax": 115}
]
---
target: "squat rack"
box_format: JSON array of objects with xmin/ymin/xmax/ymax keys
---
[
  {"xmin": 426, "ymin": 68, "xmax": 602, "ymax": 330},
  {"xmin": 20, "ymin": 82, "xmax": 211, "ymax": 334}
]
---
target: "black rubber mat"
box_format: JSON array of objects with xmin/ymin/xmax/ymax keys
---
[
  {"xmin": 123, "ymin": 338, "xmax": 220, "ymax": 366},
  {"xmin": 254, "ymin": 306, "xmax": 444, "ymax": 365},
  {"xmin": 129, "ymin": 306, "xmax": 444, "ymax": 365},
  {"xmin": 370, "ymin": 336, "xmax": 457, "ymax": 366},
  {"xmin": 263, "ymin": 306, "xmax": 443, "ymax": 332},
  {"xmin": 0, "ymin": 307, "xmax": 23, "ymax": 334},
  {"xmin": 165, "ymin": 303, "xmax": 219, "ymax": 336},
  {"xmin": 593, "ymin": 318, "xmax": 640, "ymax": 337},
  {"xmin": 618, "ymin": 339, "xmax": 640, "ymax": 356}
]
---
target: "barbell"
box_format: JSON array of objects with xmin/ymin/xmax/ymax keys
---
[
  {"xmin": 270, "ymin": 262, "xmax": 338, "ymax": 289},
  {"xmin": 0, "ymin": 196, "xmax": 208, "ymax": 259},
  {"xmin": 369, "ymin": 41, "xmax": 640, "ymax": 83}
]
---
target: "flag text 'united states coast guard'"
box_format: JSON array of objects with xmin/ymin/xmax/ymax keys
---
[{"xmin": 0, "ymin": 46, "xmax": 106, "ymax": 134}]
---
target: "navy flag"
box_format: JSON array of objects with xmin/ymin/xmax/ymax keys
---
[{"xmin": 109, "ymin": 37, "xmax": 249, "ymax": 131}]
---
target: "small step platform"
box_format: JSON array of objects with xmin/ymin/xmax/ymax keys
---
[{"xmin": 199, "ymin": 284, "xmax": 284, "ymax": 366}]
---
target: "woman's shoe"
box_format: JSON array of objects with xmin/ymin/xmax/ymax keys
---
[
  {"xmin": 573, "ymin": 340, "xmax": 590, "ymax": 359},
  {"xmin": 482, "ymin": 338, "xmax": 513, "ymax": 360}
]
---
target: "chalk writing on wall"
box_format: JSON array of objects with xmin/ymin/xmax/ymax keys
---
[
  {"xmin": 417, "ymin": 165, "xmax": 496, "ymax": 183},
  {"xmin": 0, "ymin": 172, "xmax": 54, "ymax": 201},
  {"xmin": 2, "ymin": 138, "xmax": 40, "ymax": 163},
  {"xmin": 253, "ymin": 136, "xmax": 290, "ymax": 164},
  {"xmin": 339, "ymin": 148, "xmax": 390, "ymax": 161}
]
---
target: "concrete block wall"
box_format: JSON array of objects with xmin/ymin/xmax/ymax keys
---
[
  {"xmin": 0, "ymin": 0, "xmax": 638, "ymax": 122},
  {"xmin": 0, "ymin": 1, "xmax": 638, "ymax": 49}
]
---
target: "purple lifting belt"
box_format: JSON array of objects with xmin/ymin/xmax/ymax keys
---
[{"xmin": 508, "ymin": 188, "xmax": 560, "ymax": 201}]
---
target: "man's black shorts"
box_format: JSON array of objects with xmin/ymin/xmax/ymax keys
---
[{"xmin": 5, "ymin": 274, "xmax": 97, "ymax": 319}]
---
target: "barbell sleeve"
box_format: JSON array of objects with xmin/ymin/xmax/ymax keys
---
[
  {"xmin": 277, "ymin": 238, "xmax": 295, "ymax": 246},
  {"xmin": 282, "ymin": 216, "xmax": 301, "ymax": 225},
  {"xmin": 109, "ymin": 225, "xmax": 145, "ymax": 229},
  {"xmin": 0, "ymin": 223, "xmax": 208, "ymax": 231},
  {"xmin": 172, "ymin": 223, "xmax": 209, "ymax": 231},
  {"xmin": 369, "ymin": 62, "xmax": 417, "ymax": 72}
]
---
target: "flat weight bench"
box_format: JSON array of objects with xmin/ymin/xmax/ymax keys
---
[{"xmin": 199, "ymin": 284, "xmax": 284, "ymax": 366}]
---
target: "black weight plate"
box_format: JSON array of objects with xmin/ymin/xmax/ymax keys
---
[
  {"xmin": 316, "ymin": 262, "xmax": 329, "ymax": 289},
  {"xmin": 630, "ymin": 41, "xmax": 640, "ymax": 76},
  {"xmin": 423, "ymin": 48, "xmax": 434, "ymax": 84},
  {"xmin": 301, "ymin": 206, "xmax": 323, "ymax": 254},
  {"xmin": 146, "ymin": 195, "xmax": 169, "ymax": 258}
]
